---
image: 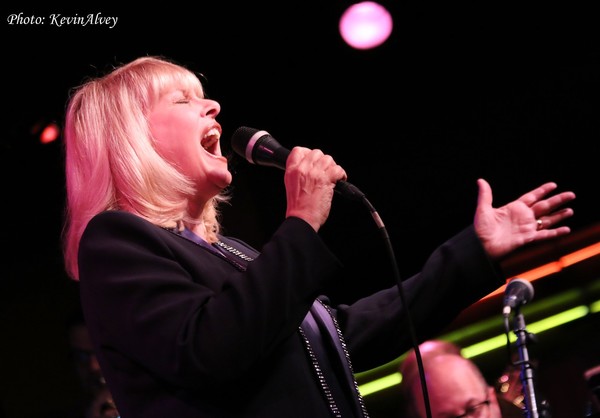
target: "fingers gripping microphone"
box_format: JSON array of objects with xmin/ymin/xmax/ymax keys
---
[
  {"xmin": 231, "ymin": 126, "xmax": 365, "ymax": 201},
  {"xmin": 502, "ymin": 278, "xmax": 534, "ymax": 317}
]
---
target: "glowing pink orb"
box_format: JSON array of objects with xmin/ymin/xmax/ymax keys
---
[{"xmin": 339, "ymin": 2, "xmax": 393, "ymax": 50}]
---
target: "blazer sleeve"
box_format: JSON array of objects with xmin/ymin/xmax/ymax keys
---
[{"xmin": 329, "ymin": 225, "xmax": 506, "ymax": 372}]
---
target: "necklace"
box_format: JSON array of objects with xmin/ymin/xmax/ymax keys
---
[
  {"xmin": 214, "ymin": 240, "xmax": 254, "ymax": 262},
  {"xmin": 160, "ymin": 225, "xmax": 255, "ymax": 270}
]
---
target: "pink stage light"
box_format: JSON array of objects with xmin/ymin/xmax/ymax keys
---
[{"xmin": 339, "ymin": 2, "xmax": 393, "ymax": 50}]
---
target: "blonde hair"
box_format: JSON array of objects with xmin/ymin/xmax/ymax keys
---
[{"xmin": 62, "ymin": 56, "xmax": 228, "ymax": 280}]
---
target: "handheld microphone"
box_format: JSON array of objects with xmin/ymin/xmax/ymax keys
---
[
  {"xmin": 230, "ymin": 126, "xmax": 365, "ymax": 201},
  {"xmin": 502, "ymin": 278, "xmax": 534, "ymax": 316}
]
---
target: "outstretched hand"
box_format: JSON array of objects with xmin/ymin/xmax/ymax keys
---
[{"xmin": 474, "ymin": 179, "xmax": 576, "ymax": 260}]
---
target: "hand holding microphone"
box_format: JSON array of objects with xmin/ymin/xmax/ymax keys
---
[
  {"xmin": 231, "ymin": 127, "xmax": 364, "ymax": 231},
  {"xmin": 231, "ymin": 127, "xmax": 365, "ymax": 201},
  {"xmin": 285, "ymin": 146, "xmax": 347, "ymax": 231}
]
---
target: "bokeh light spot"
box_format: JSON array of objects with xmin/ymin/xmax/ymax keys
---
[
  {"xmin": 339, "ymin": 2, "xmax": 393, "ymax": 50},
  {"xmin": 40, "ymin": 122, "xmax": 60, "ymax": 144}
]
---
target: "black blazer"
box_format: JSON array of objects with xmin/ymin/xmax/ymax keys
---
[{"xmin": 78, "ymin": 210, "xmax": 503, "ymax": 418}]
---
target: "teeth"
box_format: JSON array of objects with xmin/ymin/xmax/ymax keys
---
[
  {"xmin": 202, "ymin": 128, "xmax": 220, "ymax": 150},
  {"xmin": 206, "ymin": 128, "xmax": 220, "ymax": 139}
]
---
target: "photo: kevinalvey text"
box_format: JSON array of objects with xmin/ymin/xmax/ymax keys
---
[{"xmin": 6, "ymin": 12, "xmax": 118, "ymax": 29}]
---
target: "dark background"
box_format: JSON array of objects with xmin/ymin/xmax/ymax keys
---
[{"xmin": 1, "ymin": 3, "xmax": 599, "ymax": 418}]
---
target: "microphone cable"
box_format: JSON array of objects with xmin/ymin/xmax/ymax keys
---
[{"xmin": 354, "ymin": 192, "xmax": 433, "ymax": 418}]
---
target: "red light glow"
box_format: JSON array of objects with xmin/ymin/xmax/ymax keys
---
[{"xmin": 40, "ymin": 122, "xmax": 60, "ymax": 144}]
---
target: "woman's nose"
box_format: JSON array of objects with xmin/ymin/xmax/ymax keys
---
[{"xmin": 201, "ymin": 99, "xmax": 220, "ymax": 118}]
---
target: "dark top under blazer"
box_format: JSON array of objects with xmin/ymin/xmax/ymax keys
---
[{"xmin": 78, "ymin": 210, "xmax": 503, "ymax": 418}]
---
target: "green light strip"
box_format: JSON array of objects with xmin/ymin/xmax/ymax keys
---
[
  {"xmin": 461, "ymin": 306, "xmax": 589, "ymax": 359},
  {"xmin": 359, "ymin": 372, "xmax": 401, "ymax": 397},
  {"xmin": 358, "ymin": 302, "xmax": 597, "ymax": 396},
  {"xmin": 441, "ymin": 287, "xmax": 583, "ymax": 345},
  {"xmin": 526, "ymin": 306, "xmax": 588, "ymax": 335},
  {"xmin": 460, "ymin": 334, "xmax": 509, "ymax": 359}
]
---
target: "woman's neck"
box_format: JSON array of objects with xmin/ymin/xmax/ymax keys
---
[
  {"xmin": 182, "ymin": 200, "xmax": 208, "ymax": 238},
  {"xmin": 184, "ymin": 221, "xmax": 208, "ymax": 240}
]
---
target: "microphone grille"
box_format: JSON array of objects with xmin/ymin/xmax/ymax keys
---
[
  {"xmin": 231, "ymin": 126, "xmax": 259, "ymax": 157},
  {"xmin": 507, "ymin": 278, "xmax": 535, "ymax": 302}
]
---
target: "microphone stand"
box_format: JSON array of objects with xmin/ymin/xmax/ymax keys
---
[{"xmin": 512, "ymin": 307, "xmax": 540, "ymax": 418}]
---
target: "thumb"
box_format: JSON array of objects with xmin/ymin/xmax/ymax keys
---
[{"xmin": 477, "ymin": 178, "xmax": 493, "ymax": 209}]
